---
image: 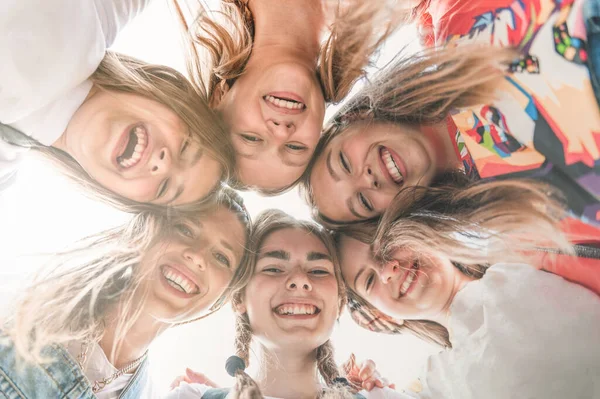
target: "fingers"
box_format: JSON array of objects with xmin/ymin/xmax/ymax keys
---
[
  {"xmin": 185, "ymin": 368, "xmax": 219, "ymax": 388},
  {"xmin": 169, "ymin": 375, "xmax": 186, "ymax": 390},
  {"xmin": 358, "ymin": 359, "xmax": 377, "ymax": 381}
]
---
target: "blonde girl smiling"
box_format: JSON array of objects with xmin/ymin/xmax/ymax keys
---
[{"xmin": 0, "ymin": 188, "xmax": 250, "ymax": 398}]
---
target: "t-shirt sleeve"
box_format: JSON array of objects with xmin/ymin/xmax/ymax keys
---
[{"xmin": 162, "ymin": 382, "xmax": 214, "ymax": 399}]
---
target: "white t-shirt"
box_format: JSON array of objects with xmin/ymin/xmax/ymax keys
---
[
  {"xmin": 0, "ymin": 0, "xmax": 151, "ymax": 190},
  {"xmin": 66, "ymin": 341, "xmax": 133, "ymax": 399},
  {"xmin": 398, "ymin": 263, "xmax": 600, "ymax": 399}
]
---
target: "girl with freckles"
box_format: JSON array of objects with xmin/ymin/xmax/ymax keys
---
[
  {"xmin": 175, "ymin": 0, "xmax": 404, "ymax": 193},
  {"xmin": 0, "ymin": 188, "xmax": 250, "ymax": 398},
  {"xmin": 167, "ymin": 210, "xmax": 396, "ymax": 399},
  {"xmin": 2, "ymin": 0, "xmax": 233, "ymax": 210},
  {"xmin": 336, "ymin": 182, "xmax": 600, "ymax": 398}
]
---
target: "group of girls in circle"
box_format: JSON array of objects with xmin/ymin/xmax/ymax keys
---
[{"xmin": 1, "ymin": 0, "xmax": 600, "ymax": 397}]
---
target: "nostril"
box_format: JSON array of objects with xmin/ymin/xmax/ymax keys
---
[
  {"xmin": 152, "ymin": 166, "xmax": 158, "ymax": 172},
  {"xmin": 273, "ymin": 121, "xmax": 280, "ymax": 126},
  {"xmin": 160, "ymin": 149, "xmax": 165, "ymax": 160},
  {"xmin": 290, "ymin": 283, "xmax": 296, "ymax": 289},
  {"xmin": 286, "ymin": 123, "xmax": 293, "ymax": 129},
  {"xmin": 374, "ymin": 181, "xmax": 379, "ymax": 189},
  {"xmin": 367, "ymin": 167, "xmax": 372, "ymax": 175}
]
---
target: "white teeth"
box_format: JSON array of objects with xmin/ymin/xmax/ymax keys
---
[
  {"xmin": 118, "ymin": 126, "xmax": 149, "ymax": 169},
  {"xmin": 399, "ymin": 273, "xmax": 414, "ymax": 296},
  {"xmin": 381, "ymin": 149, "xmax": 404, "ymax": 184},
  {"xmin": 161, "ymin": 267, "xmax": 199, "ymax": 295},
  {"xmin": 275, "ymin": 304, "xmax": 318, "ymax": 315},
  {"xmin": 264, "ymin": 95, "xmax": 304, "ymax": 110}
]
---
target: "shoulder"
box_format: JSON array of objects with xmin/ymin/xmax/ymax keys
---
[{"xmin": 0, "ymin": 332, "xmax": 94, "ymax": 398}]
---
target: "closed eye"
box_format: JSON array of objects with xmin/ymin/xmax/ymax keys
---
[
  {"xmin": 365, "ymin": 272, "xmax": 375, "ymax": 292},
  {"xmin": 310, "ymin": 269, "xmax": 330, "ymax": 276},
  {"xmin": 339, "ymin": 151, "xmax": 351, "ymax": 173},
  {"xmin": 241, "ymin": 133, "xmax": 263, "ymax": 143},
  {"xmin": 358, "ymin": 193, "xmax": 373, "ymax": 212},
  {"xmin": 156, "ymin": 178, "xmax": 169, "ymax": 199},
  {"xmin": 285, "ymin": 143, "xmax": 308, "ymax": 151},
  {"xmin": 263, "ymin": 267, "xmax": 283, "ymax": 273},
  {"xmin": 180, "ymin": 137, "xmax": 190, "ymax": 156}
]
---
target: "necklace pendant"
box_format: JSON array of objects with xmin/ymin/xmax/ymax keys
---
[{"xmin": 92, "ymin": 380, "xmax": 107, "ymax": 393}]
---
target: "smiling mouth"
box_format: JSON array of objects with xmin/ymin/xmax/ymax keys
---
[
  {"xmin": 117, "ymin": 125, "xmax": 148, "ymax": 169},
  {"xmin": 273, "ymin": 303, "xmax": 321, "ymax": 316},
  {"xmin": 399, "ymin": 261, "xmax": 419, "ymax": 297},
  {"xmin": 160, "ymin": 265, "xmax": 200, "ymax": 295},
  {"xmin": 380, "ymin": 147, "xmax": 404, "ymax": 185},
  {"xmin": 264, "ymin": 95, "xmax": 306, "ymax": 110}
]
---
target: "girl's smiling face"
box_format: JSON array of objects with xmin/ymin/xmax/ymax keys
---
[
  {"xmin": 338, "ymin": 235, "xmax": 458, "ymax": 322},
  {"xmin": 140, "ymin": 207, "xmax": 246, "ymax": 323},
  {"xmin": 61, "ymin": 89, "xmax": 222, "ymax": 205},
  {"xmin": 239, "ymin": 228, "xmax": 339, "ymax": 352}
]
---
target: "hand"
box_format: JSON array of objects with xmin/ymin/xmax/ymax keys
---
[
  {"xmin": 342, "ymin": 354, "xmax": 395, "ymax": 391},
  {"xmin": 169, "ymin": 368, "xmax": 220, "ymax": 390}
]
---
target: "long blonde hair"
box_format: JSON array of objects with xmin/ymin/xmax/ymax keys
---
[
  {"xmin": 5, "ymin": 187, "xmax": 250, "ymax": 364},
  {"xmin": 34, "ymin": 51, "xmax": 233, "ymax": 213},
  {"xmin": 226, "ymin": 210, "xmax": 354, "ymax": 398},
  {"xmin": 342, "ymin": 178, "xmax": 574, "ymax": 347},
  {"xmin": 301, "ymin": 45, "xmax": 514, "ymax": 223}
]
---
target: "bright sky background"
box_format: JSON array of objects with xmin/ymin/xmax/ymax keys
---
[{"xmin": 0, "ymin": 1, "xmax": 438, "ymax": 396}]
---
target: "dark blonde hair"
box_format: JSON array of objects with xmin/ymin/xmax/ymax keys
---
[
  {"xmin": 174, "ymin": 0, "xmax": 408, "ymax": 192},
  {"xmin": 227, "ymin": 210, "xmax": 353, "ymax": 398},
  {"xmin": 339, "ymin": 178, "xmax": 573, "ymax": 347},
  {"xmin": 35, "ymin": 51, "xmax": 233, "ymax": 213},
  {"xmin": 6, "ymin": 187, "xmax": 250, "ymax": 364},
  {"xmin": 301, "ymin": 45, "xmax": 515, "ymax": 224}
]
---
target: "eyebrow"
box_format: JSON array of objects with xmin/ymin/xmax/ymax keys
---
[
  {"xmin": 306, "ymin": 251, "xmax": 332, "ymax": 261},
  {"xmin": 346, "ymin": 198, "xmax": 366, "ymax": 220},
  {"xmin": 326, "ymin": 150, "xmax": 340, "ymax": 182},
  {"xmin": 353, "ymin": 267, "xmax": 366, "ymax": 290},
  {"xmin": 260, "ymin": 250, "xmax": 290, "ymax": 260}
]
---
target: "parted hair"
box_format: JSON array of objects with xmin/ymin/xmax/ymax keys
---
[
  {"xmin": 338, "ymin": 177, "xmax": 573, "ymax": 347},
  {"xmin": 227, "ymin": 209, "xmax": 353, "ymax": 398},
  {"xmin": 173, "ymin": 0, "xmax": 409, "ymax": 192},
  {"xmin": 5, "ymin": 187, "xmax": 250, "ymax": 365},
  {"xmin": 300, "ymin": 45, "xmax": 515, "ymax": 225},
  {"xmin": 34, "ymin": 51, "xmax": 233, "ymax": 213}
]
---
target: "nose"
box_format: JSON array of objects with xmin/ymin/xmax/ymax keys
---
[
  {"xmin": 357, "ymin": 165, "xmax": 379, "ymax": 189},
  {"xmin": 286, "ymin": 269, "xmax": 312, "ymax": 292},
  {"xmin": 183, "ymin": 246, "xmax": 206, "ymax": 271},
  {"xmin": 150, "ymin": 147, "xmax": 172, "ymax": 176},
  {"xmin": 379, "ymin": 261, "xmax": 400, "ymax": 284},
  {"xmin": 266, "ymin": 119, "xmax": 296, "ymax": 140}
]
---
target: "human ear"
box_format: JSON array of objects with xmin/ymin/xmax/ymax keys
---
[
  {"xmin": 209, "ymin": 80, "xmax": 231, "ymax": 109},
  {"xmin": 234, "ymin": 301, "xmax": 247, "ymax": 315}
]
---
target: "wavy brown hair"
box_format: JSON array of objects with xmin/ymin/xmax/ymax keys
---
[
  {"xmin": 5, "ymin": 187, "xmax": 250, "ymax": 364},
  {"xmin": 33, "ymin": 51, "xmax": 233, "ymax": 213},
  {"xmin": 173, "ymin": 0, "xmax": 409, "ymax": 192},
  {"xmin": 227, "ymin": 209, "xmax": 354, "ymax": 398},
  {"xmin": 300, "ymin": 45, "xmax": 515, "ymax": 225}
]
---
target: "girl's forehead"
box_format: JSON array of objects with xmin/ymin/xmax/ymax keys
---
[{"xmin": 259, "ymin": 228, "xmax": 329, "ymax": 255}]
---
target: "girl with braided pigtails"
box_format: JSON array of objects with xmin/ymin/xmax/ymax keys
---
[{"xmin": 167, "ymin": 210, "xmax": 396, "ymax": 399}]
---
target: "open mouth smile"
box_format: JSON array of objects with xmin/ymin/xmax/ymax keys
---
[
  {"xmin": 160, "ymin": 265, "xmax": 201, "ymax": 296},
  {"xmin": 273, "ymin": 303, "xmax": 321, "ymax": 317},
  {"xmin": 116, "ymin": 125, "xmax": 148, "ymax": 169},
  {"xmin": 398, "ymin": 261, "xmax": 419, "ymax": 297},
  {"xmin": 379, "ymin": 146, "xmax": 405, "ymax": 185},
  {"xmin": 263, "ymin": 92, "xmax": 306, "ymax": 115}
]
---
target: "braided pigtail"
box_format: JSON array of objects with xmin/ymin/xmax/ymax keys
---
[
  {"xmin": 316, "ymin": 340, "xmax": 356, "ymax": 398},
  {"xmin": 226, "ymin": 312, "xmax": 263, "ymax": 399}
]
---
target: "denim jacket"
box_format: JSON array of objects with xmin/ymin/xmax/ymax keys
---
[{"xmin": 0, "ymin": 333, "xmax": 150, "ymax": 399}]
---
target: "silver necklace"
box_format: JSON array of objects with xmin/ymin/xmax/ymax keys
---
[{"xmin": 77, "ymin": 341, "xmax": 148, "ymax": 393}]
